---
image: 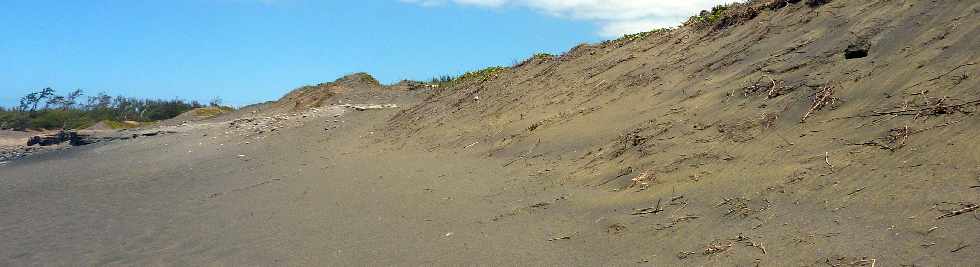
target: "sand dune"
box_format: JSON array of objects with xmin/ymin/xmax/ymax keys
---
[{"xmin": 2, "ymin": 0, "xmax": 979, "ymax": 265}]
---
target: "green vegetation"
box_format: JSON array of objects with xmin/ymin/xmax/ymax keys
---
[
  {"xmin": 359, "ymin": 74, "xmax": 381, "ymax": 87},
  {"xmin": 512, "ymin": 52, "xmax": 556, "ymax": 68},
  {"xmin": 193, "ymin": 106, "xmax": 234, "ymax": 118},
  {"xmin": 682, "ymin": 0, "xmax": 830, "ymax": 32},
  {"xmin": 685, "ymin": 4, "xmax": 731, "ymax": 28},
  {"xmin": 418, "ymin": 0, "xmax": 830, "ymax": 90},
  {"xmin": 456, "ymin": 66, "xmax": 508, "ymax": 83},
  {"xmin": 100, "ymin": 120, "xmax": 138, "ymax": 129},
  {"xmin": 429, "ymin": 66, "xmax": 509, "ymax": 87},
  {"xmin": 618, "ymin": 28, "xmax": 672, "ymax": 42},
  {"xmin": 0, "ymin": 88, "xmax": 227, "ymax": 130},
  {"xmin": 531, "ymin": 53, "xmax": 555, "ymax": 60}
]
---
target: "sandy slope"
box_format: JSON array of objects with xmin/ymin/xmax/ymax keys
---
[
  {"xmin": 2, "ymin": 0, "xmax": 979, "ymax": 266},
  {"xmin": 0, "ymin": 100, "xmax": 615, "ymax": 265}
]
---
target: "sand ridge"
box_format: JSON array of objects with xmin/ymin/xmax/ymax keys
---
[{"xmin": 2, "ymin": 0, "xmax": 979, "ymax": 265}]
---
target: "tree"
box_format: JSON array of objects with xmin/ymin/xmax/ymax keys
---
[
  {"xmin": 18, "ymin": 87, "xmax": 59, "ymax": 112},
  {"xmin": 209, "ymin": 96, "xmax": 223, "ymax": 107},
  {"xmin": 19, "ymin": 92, "xmax": 39, "ymax": 112},
  {"xmin": 4, "ymin": 87, "xmax": 219, "ymax": 130},
  {"xmin": 64, "ymin": 89, "xmax": 84, "ymax": 110},
  {"xmin": 37, "ymin": 87, "xmax": 56, "ymax": 110},
  {"xmin": 87, "ymin": 92, "xmax": 112, "ymax": 110},
  {"xmin": 47, "ymin": 95, "xmax": 66, "ymax": 111}
]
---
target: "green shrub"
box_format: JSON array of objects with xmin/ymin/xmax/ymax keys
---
[
  {"xmin": 531, "ymin": 53, "xmax": 555, "ymax": 60},
  {"xmin": 456, "ymin": 66, "xmax": 507, "ymax": 82},
  {"xmin": 28, "ymin": 110, "xmax": 92, "ymax": 130},
  {"xmin": 192, "ymin": 106, "xmax": 233, "ymax": 118},
  {"xmin": 429, "ymin": 66, "xmax": 509, "ymax": 87},
  {"xmin": 0, "ymin": 111, "xmax": 31, "ymax": 130},
  {"xmin": 4, "ymin": 88, "xmax": 213, "ymax": 130},
  {"xmin": 102, "ymin": 120, "xmax": 140, "ymax": 129},
  {"xmin": 618, "ymin": 28, "xmax": 672, "ymax": 42},
  {"xmin": 685, "ymin": 4, "xmax": 731, "ymax": 28},
  {"xmin": 682, "ymin": 0, "xmax": 823, "ymax": 32}
]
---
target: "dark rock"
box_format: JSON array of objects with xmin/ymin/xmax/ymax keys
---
[
  {"xmin": 68, "ymin": 132, "xmax": 96, "ymax": 146},
  {"xmin": 28, "ymin": 131, "xmax": 70, "ymax": 146},
  {"xmin": 27, "ymin": 136, "xmax": 41, "ymax": 146},
  {"xmin": 26, "ymin": 130, "xmax": 101, "ymax": 147}
]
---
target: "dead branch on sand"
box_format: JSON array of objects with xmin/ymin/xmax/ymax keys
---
[
  {"xmin": 502, "ymin": 138, "xmax": 540, "ymax": 167},
  {"xmin": 546, "ymin": 232, "xmax": 576, "ymax": 241},
  {"xmin": 655, "ymin": 215, "xmax": 699, "ymax": 230},
  {"xmin": 937, "ymin": 203, "xmax": 978, "ymax": 219},
  {"xmin": 596, "ymin": 167, "xmax": 633, "ymax": 187},
  {"xmin": 763, "ymin": 76, "xmax": 781, "ymax": 99},
  {"xmin": 737, "ymin": 75, "xmax": 789, "ymax": 99},
  {"xmin": 703, "ymin": 240, "xmax": 735, "ymax": 255},
  {"xmin": 847, "ymin": 186, "xmax": 868, "ymax": 196},
  {"xmin": 839, "ymin": 98, "xmax": 980, "ymax": 121},
  {"xmin": 951, "ymin": 242, "xmax": 971, "ymax": 253},
  {"xmin": 749, "ymin": 242, "xmax": 766, "ymax": 254},
  {"xmin": 627, "ymin": 171, "xmax": 656, "ymax": 190},
  {"xmin": 824, "ymin": 152, "xmax": 834, "ymax": 169},
  {"xmin": 632, "ymin": 198, "xmax": 664, "ymax": 215},
  {"xmin": 801, "ymin": 84, "xmax": 838, "ymax": 123},
  {"xmin": 902, "ymin": 62, "xmax": 976, "ymax": 93},
  {"xmin": 849, "ymin": 121, "xmax": 960, "ymax": 151}
]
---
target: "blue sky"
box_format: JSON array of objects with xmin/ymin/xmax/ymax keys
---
[{"xmin": 1, "ymin": 0, "xmax": 729, "ymax": 107}]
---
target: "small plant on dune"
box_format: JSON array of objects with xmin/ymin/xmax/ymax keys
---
[
  {"xmin": 618, "ymin": 28, "xmax": 672, "ymax": 43},
  {"xmin": 457, "ymin": 66, "xmax": 508, "ymax": 82},
  {"xmin": 429, "ymin": 66, "xmax": 509, "ymax": 87},
  {"xmin": 683, "ymin": 0, "xmax": 833, "ymax": 32},
  {"xmin": 514, "ymin": 52, "xmax": 556, "ymax": 67},
  {"xmin": 193, "ymin": 106, "xmax": 232, "ymax": 118},
  {"xmin": 531, "ymin": 53, "xmax": 555, "ymax": 60},
  {"xmin": 620, "ymin": 32, "xmax": 650, "ymax": 42},
  {"xmin": 685, "ymin": 4, "xmax": 731, "ymax": 28},
  {"xmin": 429, "ymin": 75, "xmax": 455, "ymax": 85},
  {"xmin": 103, "ymin": 120, "xmax": 139, "ymax": 129}
]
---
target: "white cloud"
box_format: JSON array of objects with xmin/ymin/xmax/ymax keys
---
[{"xmin": 400, "ymin": 0, "xmax": 739, "ymax": 37}]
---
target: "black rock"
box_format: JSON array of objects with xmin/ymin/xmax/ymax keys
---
[{"xmin": 27, "ymin": 136, "xmax": 41, "ymax": 146}]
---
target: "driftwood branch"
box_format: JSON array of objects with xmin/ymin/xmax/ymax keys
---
[
  {"xmin": 902, "ymin": 62, "xmax": 976, "ymax": 92},
  {"xmin": 801, "ymin": 84, "xmax": 837, "ymax": 123},
  {"xmin": 834, "ymin": 98, "xmax": 980, "ymax": 121},
  {"xmin": 632, "ymin": 198, "xmax": 664, "ymax": 215},
  {"xmin": 937, "ymin": 204, "xmax": 978, "ymax": 219}
]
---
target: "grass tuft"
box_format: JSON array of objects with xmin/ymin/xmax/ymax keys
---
[
  {"xmin": 618, "ymin": 28, "xmax": 672, "ymax": 43},
  {"xmin": 429, "ymin": 66, "xmax": 509, "ymax": 87},
  {"xmin": 103, "ymin": 120, "xmax": 139, "ymax": 129},
  {"xmin": 193, "ymin": 107, "xmax": 233, "ymax": 118}
]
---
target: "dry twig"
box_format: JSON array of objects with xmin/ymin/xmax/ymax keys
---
[
  {"xmin": 937, "ymin": 204, "xmax": 978, "ymax": 219},
  {"xmin": 951, "ymin": 242, "xmax": 971, "ymax": 253},
  {"xmin": 547, "ymin": 233, "xmax": 575, "ymax": 241},
  {"xmin": 902, "ymin": 62, "xmax": 977, "ymax": 93},
  {"xmin": 703, "ymin": 241, "xmax": 735, "ymax": 255},
  {"xmin": 632, "ymin": 198, "xmax": 664, "ymax": 215},
  {"xmin": 847, "ymin": 186, "xmax": 868, "ymax": 196},
  {"xmin": 824, "ymin": 152, "xmax": 834, "ymax": 169},
  {"xmin": 850, "ymin": 98, "xmax": 980, "ymax": 119},
  {"xmin": 802, "ymin": 84, "xmax": 838, "ymax": 123},
  {"xmin": 628, "ymin": 171, "xmax": 656, "ymax": 190},
  {"xmin": 748, "ymin": 242, "xmax": 767, "ymax": 254}
]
